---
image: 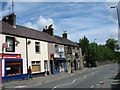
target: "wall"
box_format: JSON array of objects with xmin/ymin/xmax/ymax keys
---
[
  {"xmin": 27, "ymin": 39, "xmax": 48, "ymax": 73},
  {"xmin": 54, "ymin": 44, "xmax": 65, "ymax": 58},
  {"xmin": 0, "ymin": 34, "xmax": 27, "ymax": 76},
  {"xmin": 48, "ymin": 43, "xmax": 54, "ymax": 72}
]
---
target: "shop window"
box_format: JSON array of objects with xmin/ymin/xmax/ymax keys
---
[
  {"xmin": 6, "ymin": 36, "xmax": 15, "ymax": 52},
  {"xmin": 32, "ymin": 61, "xmax": 41, "ymax": 72},
  {"xmin": 6, "ymin": 61, "xmax": 22, "ymax": 76},
  {"xmin": 35, "ymin": 42, "xmax": 40, "ymax": 53}
]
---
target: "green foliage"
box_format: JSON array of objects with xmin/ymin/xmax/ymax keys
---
[
  {"xmin": 106, "ymin": 38, "xmax": 119, "ymax": 51},
  {"xmin": 78, "ymin": 36, "xmax": 89, "ymax": 56},
  {"xmin": 78, "ymin": 36, "xmax": 120, "ymax": 67}
]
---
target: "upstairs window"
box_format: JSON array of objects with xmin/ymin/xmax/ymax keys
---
[
  {"xmin": 6, "ymin": 36, "xmax": 15, "ymax": 52},
  {"xmin": 35, "ymin": 42, "xmax": 40, "ymax": 53},
  {"xmin": 55, "ymin": 44, "xmax": 59, "ymax": 53},
  {"xmin": 67, "ymin": 46, "xmax": 72, "ymax": 54}
]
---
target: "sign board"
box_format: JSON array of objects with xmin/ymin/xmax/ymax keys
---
[
  {"xmin": 50, "ymin": 54, "xmax": 54, "ymax": 58},
  {"xmin": 2, "ymin": 42, "xmax": 9, "ymax": 48},
  {"xmin": 0, "ymin": 54, "xmax": 21, "ymax": 59}
]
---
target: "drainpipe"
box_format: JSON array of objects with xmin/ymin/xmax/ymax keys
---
[{"xmin": 26, "ymin": 38, "xmax": 28, "ymax": 69}]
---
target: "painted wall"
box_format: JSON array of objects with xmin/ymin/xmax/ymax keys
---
[
  {"xmin": 48, "ymin": 43, "xmax": 55, "ymax": 72},
  {"xmin": 0, "ymin": 34, "xmax": 27, "ymax": 76},
  {"xmin": 27, "ymin": 39, "xmax": 48, "ymax": 73}
]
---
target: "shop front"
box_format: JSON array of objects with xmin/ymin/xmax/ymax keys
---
[
  {"xmin": 0, "ymin": 53, "xmax": 27, "ymax": 81},
  {"xmin": 54, "ymin": 58, "xmax": 66, "ymax": 74}
]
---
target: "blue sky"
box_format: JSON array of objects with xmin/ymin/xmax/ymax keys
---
[{"xmin": 1, "ymin": 1, "xmax": 119, "ymax": 44}]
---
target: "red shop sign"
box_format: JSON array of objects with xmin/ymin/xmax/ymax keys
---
[{"xmin": 0, "ymin": 53, "xmax": 21, "ymax": 59}]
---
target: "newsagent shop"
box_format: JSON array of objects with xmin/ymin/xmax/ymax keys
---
[{"xmin": 0, "ymin": 53, "xmax": 28, "ymax": 81}]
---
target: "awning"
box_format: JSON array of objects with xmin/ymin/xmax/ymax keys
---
[{"xmin": 54, "ymin": 58, "xmax": 66, "ymax": 61}]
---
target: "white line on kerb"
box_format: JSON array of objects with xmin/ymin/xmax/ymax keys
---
[{"xmin": 15, "ymin": 85, "xmax": 26, "ymax": 88}]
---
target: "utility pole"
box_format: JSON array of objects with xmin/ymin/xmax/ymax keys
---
[
  {"xmin": 111, "ymin": 1, "xmax": 120, "ymax": 73},
  {"xmin": 111, "ymin": 1, "xmax": 120, "ymax": 47}
]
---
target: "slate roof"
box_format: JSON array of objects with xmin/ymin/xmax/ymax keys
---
[
  {"xmin": 0, "ymin": 21, "xmax": 78, "ymax": 47},
  {"xmin": 54, "ymin": 35, "xmax": 78, "ymax": 46}
]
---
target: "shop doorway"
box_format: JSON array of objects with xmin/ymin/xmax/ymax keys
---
[{"xmin": 50, "ymin": 60, "xmax": 54, "ymax": 74}]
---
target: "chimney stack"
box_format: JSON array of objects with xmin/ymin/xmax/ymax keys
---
[
  {"xmin": 62, "ymin": 31, "xmax": 67, "ymax": 39},
  {"xmin": 2, "ymin": 13, "xmax": 16, "ymax": 28},
  {"xmin": 43, "ymin": 24, "xmax": 54, "ymax": 36}
]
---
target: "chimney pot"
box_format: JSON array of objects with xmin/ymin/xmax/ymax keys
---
[
  {"xmin": 62, "ymin": 31, "xmax": 67, "ymax": 39},
  {"xmin": 43, "ymin": 24, "xmax": 54, "ymax": 36},
  {"xmin": 2, "ymin": 13, "xmax": 16, "ymax": 27}
]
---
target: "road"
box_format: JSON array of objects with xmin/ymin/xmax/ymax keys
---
[{"xmin": 23, "ymin": 63, "xmax": 118, "ymax": 89}]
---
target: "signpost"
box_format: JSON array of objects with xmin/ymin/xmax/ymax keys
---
[{"xmin": 0, "ymin": 43, "xmax": 9, "ymax": 89}]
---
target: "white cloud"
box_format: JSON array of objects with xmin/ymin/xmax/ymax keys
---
[
  {"xmin": 24, "ymin": 16, "xmax": 54, "ymax": 31},
  {"xmin": 110, "ymin": 27, "xmax": 118, "ymax": 39}
]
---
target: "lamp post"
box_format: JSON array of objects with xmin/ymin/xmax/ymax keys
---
[
  {"xmin": 111, "ymin": 5, "xmax": 120, "ymax": 31},
  {"xmin": 94, "ymin": 39, "xmax": 97, "ymax": 67},
  {"xmin": 111, "ymin": 3, "xmax": 120, "ymax": 46},
  {"xmin": 111, "ymin": 2, "xmax": 120, "ymax": 73}
]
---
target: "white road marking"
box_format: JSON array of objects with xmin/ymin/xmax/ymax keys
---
[
  {"xmin": 99, "ymin": 81, "xmax": 103, "ymax": 84},
  {"xmin": 95, "ymin": 71, "xmax": 99, "ymax": 73},
  {"xmin": 92, "ymin": 72, "xmax": 94, "ymax": 75},
  {"xmin": 72, "ymin": 79, "xmax": 76, "ymax": 83},
  {"xmin": 91, "ymin": 86, "xmax": 94, "ymax": 88},
  {"xmin": 51, "ymin": 79, "xmax": 77, "ymax": 90},
  {"xmin": 71, "ymin": 74, "xmax": 74, "ymax": 76},
  {"xmin": 96, "ymin": 84, "xmax": 99, "ymax": 86},
  {"xmin": 84, "ymin": 75, "xmax": 86, "ymax": 78},
  {"xmin": 45, "ymin": 81, "xmax": 49, "ymax": 83}
]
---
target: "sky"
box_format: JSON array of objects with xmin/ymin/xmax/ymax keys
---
[{"xmin": 1, "ymin": 1, "xmax": 120, "ymax": 45}]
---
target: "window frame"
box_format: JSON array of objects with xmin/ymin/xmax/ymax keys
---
[
  {"xmin": 35, "ymin": 42, "xmax": 40, "ymax": 54},
  {"xmin": 6, "ymin": 36, "xmax": 15, "ymax": 52},
  {"xmin": 5, "ymin": 60, "xmax": 22, "ymax": 76}
]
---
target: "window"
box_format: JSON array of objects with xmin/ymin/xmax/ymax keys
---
[
  {"xmin": 55, "ymin": 45, "xmax": 58, "ymax": 53},
  {"xmin": 31, "ymin": 61, "xmax": 41, "ymax": 72},
  {"xmin": 6, "ymin": 36, "xmax": 15, "ymax": 52},
  {"xmin": 67, "ymin": 46, "xmax": 72, "ymax": 54},
  {"xmin": 6, "ymin": 61, "xmax": 22, "ymax": 76},
  {"xmin": 35, "ymin": 42, "xmax": 40, "ymax": 53}
]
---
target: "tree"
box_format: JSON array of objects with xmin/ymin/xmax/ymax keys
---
[
  {"xmin": 105, "ymin": 39, "xmax": 119, "ymax": 51},
  {"xmin": 78, "ymin": 36, "xmax": 89, "ymax": 62},
  {"xmin": 78, "ymin": 36, "xmax": 89, "ymax": 55},
  {"xmin": 78, "ymin": 37, "xmax": 119, "ymax": 67}
]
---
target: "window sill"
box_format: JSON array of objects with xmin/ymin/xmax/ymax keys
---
[{"xmin": 35, "ymin": 52, "xmax": 41, "ymax": 54}]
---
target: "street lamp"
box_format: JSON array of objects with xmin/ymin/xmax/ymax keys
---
[
  {"xmin": 94, "ymin": 39, "xmax": 97, "ymax": 43},
  {"xmin": 110, "ymin": 6, "xmax": 120, "ymax": 29},
  {"xmin": 94, "ymin": 39, "xmax": 97, "ymax": 66}
]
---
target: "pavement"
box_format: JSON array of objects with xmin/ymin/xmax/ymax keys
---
[{"xmin": 2, "ymin": 63, "xmax": 119, "ymax": 89}]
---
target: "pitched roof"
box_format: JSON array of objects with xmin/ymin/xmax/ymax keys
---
[
  {"xmin": 54, "ymin": 35, "xmax": 78, "ymax": 47},
  {"xmin": 0, "ymin": 21, "xmax": 78, "ymax": 47}
]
